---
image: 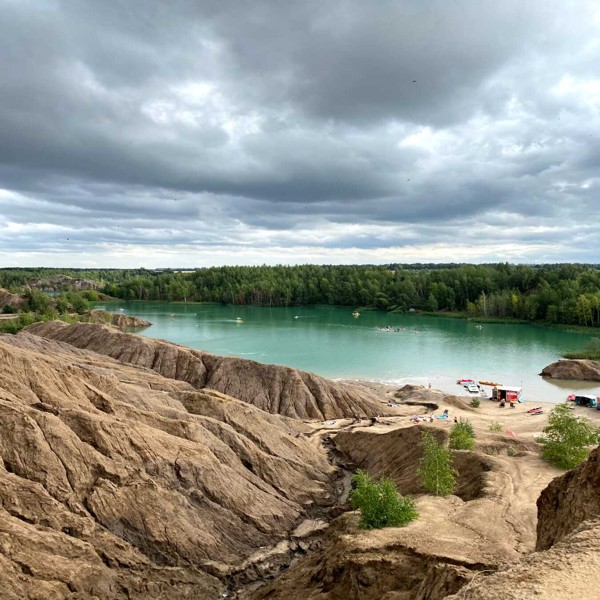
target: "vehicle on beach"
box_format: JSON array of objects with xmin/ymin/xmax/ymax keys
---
[
  {"xmin": 567, "ymin": 394, "xmax": 598, "ymax": 408},
  {"xmin": 466, "ymin": 383, "xmax": 480, "ymax": 394}
]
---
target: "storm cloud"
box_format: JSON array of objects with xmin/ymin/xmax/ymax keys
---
[{"xmin": 1, "ymin": 0, "xmax": 599, "ymax": 266}]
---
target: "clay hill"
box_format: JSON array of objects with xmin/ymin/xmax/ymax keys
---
[
  {"xmin": 26, "ymin": 321, "xmax": 387, "ymax": 420},
  {"xmin": 1, "ymin": 322, "xmax": 600, "ymax": 599},
  {"xmin": 83, "ymin": 309, "xmax": 152, "ymax": 329},
  {"xmin": 0, "ymin": 329, "xmax": 344, "ymax": 599},
  {"xmin": 0, "ymin": 288, "xmax": 26, "ymax": 310},
  {"xmin": 541, "ymin": 359, "xmax": 600, "ymax": 382}
]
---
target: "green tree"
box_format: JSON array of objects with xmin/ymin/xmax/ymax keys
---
[
  {"xmin": 538, "ymin": 404, "xmax": 600, "ymax": 470},
  {"xmin": 350, "ymin": 470, "xmax": 418, "ymax": 530},
  {"xmin": 417, "ymin": 430, "xmax": 457, "ymax": 495},
  {"xmin": 24, "ymin": 288, "xmax": 51, "ymax": 313},
  {"xmin": 67, "ymin": 292, "xmax": 90, "ymax": 314},
  {"xmin": 449, "ymin": 420, "xmax": 476, "ymax": 450},
  {"xmin": 55, "ymin": 294, "xmax": 70, "ymax": 314}
]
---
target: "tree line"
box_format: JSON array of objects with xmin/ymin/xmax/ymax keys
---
[{"xmin": 1, "ymin": 263, "xmax": 600, "ymax": 327}]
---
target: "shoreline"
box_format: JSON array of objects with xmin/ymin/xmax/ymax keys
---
[
  {"xmin": 339, "ymin": 375, "xmax": 600, "ymax": 405},
  {"xmin": 340, "ymin": 378, "xmax": 600, "ymax": 430}
]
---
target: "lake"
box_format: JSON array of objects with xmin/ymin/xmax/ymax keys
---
[{"xmin": 94, "ymin": 301, "xmax": 600, "ymax": 403}]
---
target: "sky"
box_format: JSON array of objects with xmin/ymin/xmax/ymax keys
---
[{"xmin": 1, "ymin": 0, "xmax": 600, "ymax": 268}]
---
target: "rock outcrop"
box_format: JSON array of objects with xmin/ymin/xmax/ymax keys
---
[
  {"xmin": 0, "ymin": 288, "xmax": 25, "ymax": 310},
  {"xmin": 540, "ymin": 359, "xmax": 600, "ymax": 381},
  {"xmin": 25, "ymin": 321, "xmax": 388, "ymax": 420},
  {"xmin": 27, "ymin": 274, "xmax": 100, "ymax": 291},
  {"xmin": 536, "ymin": 444, "xmax": 600, "ymax": 551},
  {"xmin": 83, "ymin": 309, "xmax": 152, "ymax": 329},
  {"xmin": 0, "ymin": 331, "xmax": 337, "ymax": 598}
]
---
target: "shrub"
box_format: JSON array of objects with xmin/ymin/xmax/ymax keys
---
[
  {"xmin": 350, "ymin": 470, "xmax": 418, "ymax": 530},
  {"xmin": 0, "ymin": 312, "xmax": 36, "ymax": 334},
  {"xmin": 23, "ymin": 288, "xmax": 51, "ymax": 313},
  {"xmin": 538, "ymin": 404, "xmax": 600, "ymax": 470},
  {"xmin": 489, "ymin": 421, "xmax": 502, "ymax": 432},
  {"xmin": 470, "ymin": 397, "xmax": 481, "ymax": 408},
  {"xmin": 66, "ymin": 292, "xmax": 90, "ymax": 314},
  {"xmin": 55, "ymin": 295, "xmax": 70, "ymax": 314},
  {"xmin": 449, "ymin": 420, "xmax": 476, "ymax": 450},
  {"xmin": 417, "ymin": 430, "xmax": 457, "ymax": 496}
]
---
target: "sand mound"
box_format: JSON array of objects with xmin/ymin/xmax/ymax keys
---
[{"xmin": 25, "ymin": 321, "xmax": 388, "ymax": 420}]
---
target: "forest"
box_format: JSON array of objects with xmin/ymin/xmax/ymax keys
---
[{"xmin": 1, "ymin": 263, "xmax": 600, "ymax": 328}]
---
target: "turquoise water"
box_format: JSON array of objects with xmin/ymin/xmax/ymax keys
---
[{"xmin": 94, "ymin": 302, "xmax": 600, "ymax": 403}]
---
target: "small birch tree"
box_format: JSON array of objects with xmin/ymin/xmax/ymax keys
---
[{"xmin": 417, "ymin": 430, "xmax": 457, "ymax": 496}]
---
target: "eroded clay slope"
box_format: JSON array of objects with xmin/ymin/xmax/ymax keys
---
[
  {"xmin": 0, "ymin": 332, "xmax": 335, "ymax": 599},
  {"xmin": 536, "ymin": 444, "xmax": 600, "ymax": 551},
  {"xmin": 444, "ymin": 443, "xmax": 600, "ymax": 599},
  {"xmin": 444, "ymin": 520, "xmax": 600, "ymax": 600},
  {"xmin": 247, "ymin": 423, "xmax": 559, "ymax": 600},
  {"xmin": 25, "ymin": 321, "xmax": 387, "ymax": 420}
]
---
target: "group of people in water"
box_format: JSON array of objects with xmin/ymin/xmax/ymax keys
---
[{"xmin": 375, "ymin": 326, "xmax": 420, "ymax": 333}]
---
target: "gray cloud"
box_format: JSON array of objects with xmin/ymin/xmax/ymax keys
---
[{"xmin": 1, "ymin": 0, "xmax": 599, "ymax": 266}]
